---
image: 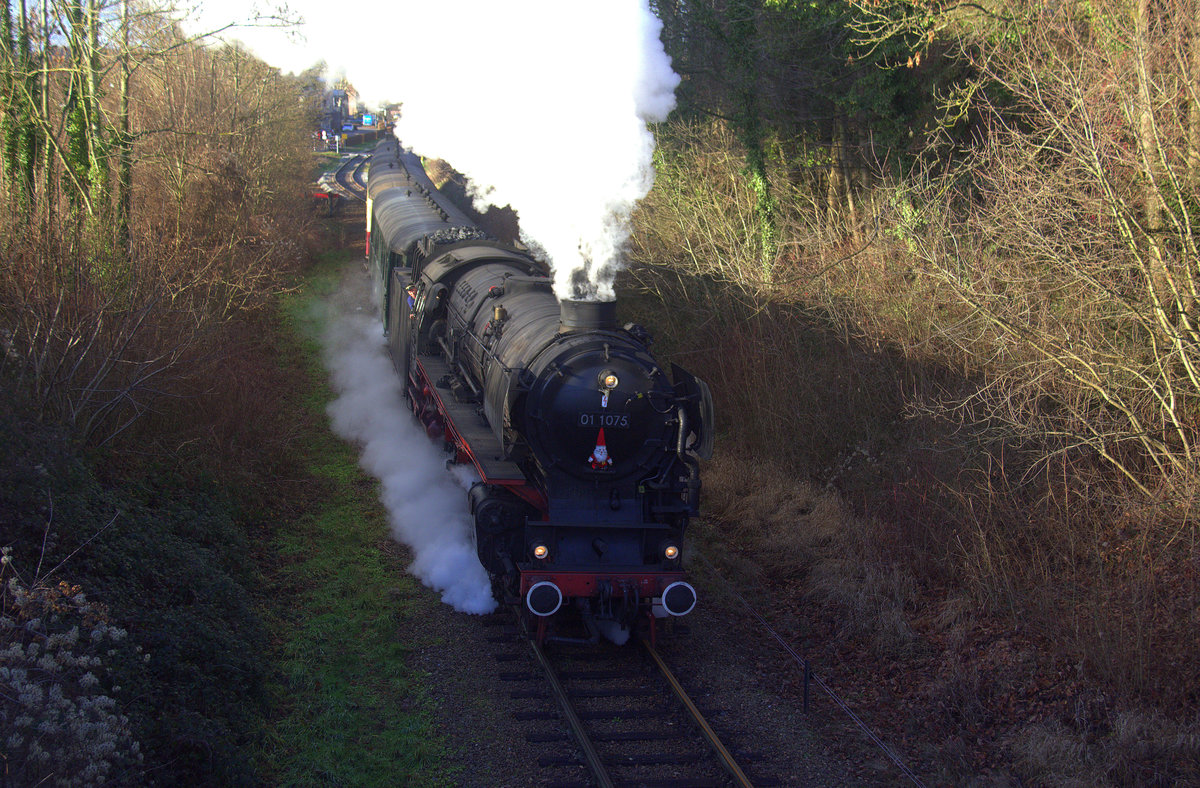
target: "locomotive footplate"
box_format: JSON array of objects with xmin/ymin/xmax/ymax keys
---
[
  {"xmin": 415, "ymin": 356, "xmax": 524, "ymax": 482},
  {"xmin": 518, "ymin": 569, "xmax": 685, "ymax": 598}
]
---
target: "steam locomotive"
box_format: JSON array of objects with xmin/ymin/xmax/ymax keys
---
[{"xmin": 365, "ymin": 138, "xmax": 713, "ymax": 643}]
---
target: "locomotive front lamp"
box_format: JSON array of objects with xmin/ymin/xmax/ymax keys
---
[
  {"xmin": 532, "ymin": 544, "xmax": 550, "ymax": 560},
  {"xmin": 601, "ymin": 372, "xmax": 619, "ymax": 390},
  {"xmin": 663, "ymin": 544, "xmax": 680, "ymax": 560}
]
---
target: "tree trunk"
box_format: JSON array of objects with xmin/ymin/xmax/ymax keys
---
[
  {"xmin": 117, "ymin": 0, "xmax": 132, "ymax": 254},
  {"xmin": 1189, "ymin": 0, "xmax": 1200, "ymax": 193},
  {"xmin": 84, "ymin": 0, "xmax": 106, "ymax": 213},
  {"xmin": 17, "ymin": 0, "xmax": 38, "ymax": 202},
  {"xmin": 725, "ymin": 0, "xmax": 777, "ymax": 281},
  {"xmin": 827, "ymin": 118, "xmax": 859, "ymax": 238},
  {"xmin": 40, "ymin": 0, "xmax": 53, "ymax": 230},
  {"xmin": 2, "ymin": 0, "xmax": 15, "ymax": 189},
  {"xmin": 1134, "ymin": 0, "xmax": 1171, "ymax": 320}
]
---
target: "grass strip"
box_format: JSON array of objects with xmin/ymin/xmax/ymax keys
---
[{"xmin": 257, "ymin": 249, "xmax": 451, "ymax": 787}]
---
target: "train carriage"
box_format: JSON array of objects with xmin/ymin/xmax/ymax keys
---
[{"xmin": 366, "ymin": 139, "xmax": 481, "ymax": 319}]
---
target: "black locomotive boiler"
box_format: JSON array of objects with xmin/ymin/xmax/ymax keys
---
[{"xmin": 366, "ymin": 138, "xmax": 713, "ymax": 643}]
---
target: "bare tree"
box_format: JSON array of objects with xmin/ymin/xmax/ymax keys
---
[
  {"xmin": 877, "ymin": 0, "xmax": 1200, "ymax": 497},
  {"xmin": 0, "ymin": 0, "xmax": 314, "ymax": 446}
]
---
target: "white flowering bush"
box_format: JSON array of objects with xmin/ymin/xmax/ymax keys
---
[{"xmin": 0, "ymin": 549, "xmax": 143, "ymax": 787}]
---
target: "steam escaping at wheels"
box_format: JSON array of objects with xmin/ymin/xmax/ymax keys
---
[
  {"xmin": 320, "ymin": 267, "xmax": 497, "ymax": 614},
  {"xmin": 595, "ymin": 619, "xmax": 631, "ymax": 646}
]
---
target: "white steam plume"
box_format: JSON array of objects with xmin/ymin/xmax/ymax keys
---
[
  {"xmin": 389, "ymin": 0, "xmax": 679, "ymax": 301},
  {"xmin": 321, "ymin": 269, "xmax": 496, "ymax": 614}
]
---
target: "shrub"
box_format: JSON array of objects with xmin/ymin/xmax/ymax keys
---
[
  {"xmin": 0, "ymin": 387, "xmax": 268, "ymax": 785},
  {"xmin": 0, "ymin": 555, "xmax": 143, "ymax": 787}
]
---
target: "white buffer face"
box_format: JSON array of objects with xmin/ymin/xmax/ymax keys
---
[{"xmin": 526, "ymin": 581, "xmax": 564, "ymax": 617}]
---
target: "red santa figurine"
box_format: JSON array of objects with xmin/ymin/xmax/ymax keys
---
[{"xmin": 588, "ymin": 428, "xmax": 612, "ymax": 469}]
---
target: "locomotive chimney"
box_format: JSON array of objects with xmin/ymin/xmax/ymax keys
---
[{"xmin": 558, "ymin": 299, "xmax": 617, "ymax": 333}]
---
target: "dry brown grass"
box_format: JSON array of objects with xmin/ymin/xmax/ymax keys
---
[
  {"xmin": 1015, "ymin": 709, "xmax": 1200, "ymax": 787},
  {"xmin": 625, "ymin": 115, "xmax": 1200, "ymax": 781},
  {"xmin": 698, "ymin": 452, "xmax": 922, "ymax": 659}
]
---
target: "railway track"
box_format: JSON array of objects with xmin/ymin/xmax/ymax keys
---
[
  {"xmin": 352, "ymin": 155, "xmax": 370, "ymax": 193},
  {"xmin": 489, "ymin": 612, "xmax": 779, "ymax": 788},
  {"xmin": 316, "ymin": 153, "xmax": 370, "ymax": 202},
  {"xmin": 334, "ymin": 154, "xmax": 369, "ymax": 201}
]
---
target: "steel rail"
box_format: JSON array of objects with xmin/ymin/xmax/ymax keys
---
[
  {"xmin": 640, "ymin": 637, "xmax": 755, "ymax": 788},
  {"xmin": 333, "ymin": 154, "xmax": 367, "ymax": 201},
  {"xmin": 353, "ymin": 155, "xmax": 370, "ymax": 191},
  {"xmin": 527, "ymin": 637, "xmax": 615, "ymax": 788}
]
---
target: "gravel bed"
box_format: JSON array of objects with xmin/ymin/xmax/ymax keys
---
[{"xmin": 394, "ymin": 538, "xmax": 899, "ymax": 788}]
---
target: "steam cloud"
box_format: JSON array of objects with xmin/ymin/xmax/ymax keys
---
[
  {"xmin": 321, "ymin": 269, "xmax": 496, "ymax": 614},
  {"xmin": 188, "ymin": 1, "xmax": 676, "ymax": 300},
  {"xmin": 383, "ymin": 0, "xmax": 679, "ymax": 301},
  {"xmin": 312, "ymin": 2, "xmax": 678, "ymax": 615}
]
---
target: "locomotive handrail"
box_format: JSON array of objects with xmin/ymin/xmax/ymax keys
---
[
  {"xmin": 454, "ymin": 321, "xmax": 494, "ymax": 360},
  {"xmin": 436, "ymin": 335, "xmax": 456, "ymax": 365}
]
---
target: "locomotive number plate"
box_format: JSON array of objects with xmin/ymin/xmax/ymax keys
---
[{"xmin": 578, "ymin": 413, "xmax": 630, "ymax": 429}]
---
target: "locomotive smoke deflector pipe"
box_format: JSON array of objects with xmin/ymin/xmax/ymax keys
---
[{"xmin": 559, "ymin": 299, "xmax": 617, "ymax": 333}]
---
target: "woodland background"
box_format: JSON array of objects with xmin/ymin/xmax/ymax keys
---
[
  {"xmin": 1, "ymin": 1, "xmax": 320, "ymax": 783},
  {"xmin": 2, "ymin": 0, "xmax": 1199, "ymax": 784},
  {"xmin": 632, "ymin": 0, "xmax": 1200, "ymax": 782}
]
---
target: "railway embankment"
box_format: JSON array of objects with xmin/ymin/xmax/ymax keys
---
[{"xmin": 0, "ymin": 201, "xmax": 455, "ymax": 785}]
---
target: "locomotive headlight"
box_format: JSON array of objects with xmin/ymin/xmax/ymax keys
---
[
  {"xmin": 601, "ymin": 372, "xmax": 619, "ymax": 390},
  {"xmin": 532, "ymin": 543, "xmax": 550, "ymax": 560},
  {"xmin": 663, "ymin": 544, "xmax": 680, "ymax": 560}
]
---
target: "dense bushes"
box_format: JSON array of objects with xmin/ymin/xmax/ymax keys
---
[
  {"xmin": 0, "ymin": 389, "xmax": 269, "ymax": 785},
  {"xmin": 1, "ymin": 8, "xmax": 318, "ymax": 783},
  {"xmin": 633, "ymin": 0, "xmax": 1200, "ymax": 708},
  {"xmin": 0, "ymin": 562, "xmax": 142, "ymax": 788}
]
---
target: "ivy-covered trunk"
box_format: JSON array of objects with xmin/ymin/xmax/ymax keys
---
[
  {"xmin": 117, "ymin": 0, "xmax": 132, "ymax": 254},
  {"xmin": 725, "ymin": 0, "xmax": 778, "ymax": 281},
  {"xmin": 2, "ymin": 0, "xmax": 17, "ymax": 196},
  {"xmin": 63, "ymin": 0, "xmax": 107, "ymax": 217}
]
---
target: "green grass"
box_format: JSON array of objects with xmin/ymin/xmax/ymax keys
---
[{"xmin": 258, "ymin": 250, "xmax": 454, "ymax": 787}]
